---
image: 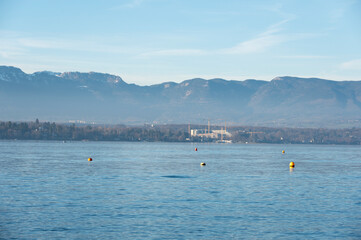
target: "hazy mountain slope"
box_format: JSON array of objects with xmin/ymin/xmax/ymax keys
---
[
  {"xmin": 248, "ymin": 77, "xmax": 361, "ymax": 125},
  {"xmin": 1, "ymin": 66, "xmax": 361, "ymax": 127}
]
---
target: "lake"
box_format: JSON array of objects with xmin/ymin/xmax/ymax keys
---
[{"xmin": 0, "ymin": 140, "xmax": 360, "ymax": 239}]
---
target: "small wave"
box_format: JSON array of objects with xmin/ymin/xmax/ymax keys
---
[
  {"xmin": 34, "ymin": 227, "xmax": 72, "ymax": 232},
  {"xmin": 50, "ymin": 227, "xmax": 72, "ymax": 232},
  {"xmin": 161, "ymin": 175, "xmax": 192, "ymax": 179}
]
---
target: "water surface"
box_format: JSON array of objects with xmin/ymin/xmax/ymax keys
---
[{"xmin": 0, "ymin": 141, "xmax": 360, "ymax": 239}]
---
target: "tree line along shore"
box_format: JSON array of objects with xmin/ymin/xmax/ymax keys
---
[{"xmin": 1, "ymin": 120, "xmax": 361, "ymax": 145}]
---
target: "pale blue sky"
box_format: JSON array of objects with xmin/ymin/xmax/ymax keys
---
[{"xmin": 0, "ymin": 0, "xmax": 360, "ymax": 85}]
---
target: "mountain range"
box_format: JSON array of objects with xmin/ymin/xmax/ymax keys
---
[{"xmin": 1, "ymin": 65, "xmax": 361, "ymax": 127}]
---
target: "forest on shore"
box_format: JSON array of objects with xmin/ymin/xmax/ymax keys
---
[{"xmin": 1, "ymin": 120, "xmax": 361, "ymax": 145}]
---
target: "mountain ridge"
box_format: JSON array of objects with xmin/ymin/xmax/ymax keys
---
[{"xmin": 1, "ymin": 65, "xmax": 361, "ymax": 128}]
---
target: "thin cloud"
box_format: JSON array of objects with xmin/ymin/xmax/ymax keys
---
[
  {"xmin": 126, "ymin": 0, "xmax": 144, "ymax": 8},
  {"xmin": 17, "ymin": 38, "xmax": 72, "ymax": 49},
  {"xmin": 329, "ymin": 0, "xmax": 357, "ymax": 23},
  {"xmin": 112, "ymin": 0, "xmax": 144, "ymax": 9},
  {"xmin": 138, "ymin": 48, "xmax": 206, "ymax": 58},
  {"xmin": 220, "ymin": 34, "xmax": 285, "ymax": 55},
  {"xmin": 137, "ymin": 19, "xmax": 293, "ymax": 58},
  {"xmin": 0, "ymin": 34, "xmax": 137, "ymax": 55},
  {"xmin": 138, "ymin": 33, "xmax": 285, "ymax": 58},
  {"xmin": 262, "ymin": 19, "xmax": 291, "ymax": 35},
  {"xmin": 219, "ymin": 19, "xmax": 290, "ymax": 55},
  {"xmin": 340, "ymin": 58, "xmax": 361, "ymax": 70},
  {"xmin": 0, "ymin": 43, "xmax": 25, "ymax": 59},
  {"xmin": 261, "ymin": 2, "xmax": 297, "ymax": 22},
  {"xmin": 279, "ymin": 55, "xmax": 331, "ymax": 59},
  {"xmin": 219, "ymin": 19, "xmax": 321, "ymax": 55}
]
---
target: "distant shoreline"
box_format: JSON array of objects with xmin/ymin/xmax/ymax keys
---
[
  {"xmin": 1, "ymin": 120, "xmax": 361, "ymax": 145},
  {"xmin": 1, "ymin": 139, "xmax": 360, "ymax": 147}
]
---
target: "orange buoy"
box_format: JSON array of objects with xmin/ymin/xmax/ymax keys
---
[
  {"xmin": 282, "ymin": 150, "xmax": 285, "ymax": 154},
  {"xmin": 195, "ymin": 148, "xmax": 198, "ymax": 151},
  {"xmin": 88, "ymin": 158, "xmax": 92, "ymax": 162},
  {"xmin": 289, "ymin": 161, "xmax": 295, "ymax": 168}
]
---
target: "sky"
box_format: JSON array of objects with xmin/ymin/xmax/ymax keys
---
[{"xmin": 0, "ymin": 0, "xmax": 361, "ymax": 85}]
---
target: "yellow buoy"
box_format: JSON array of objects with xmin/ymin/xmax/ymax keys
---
[
  {"xmin": 88, "ymin": 158, "xmax": 92, "ymax": 162},
  {"xmin": 282, "ymin": 150, "xmax": 285, "ymax": 154},
  {"xmin": 289, "ymin": 161, "xmax": 295, "ymax": 168},
  {"xmin": 200, "ymin": 162, "xmax": 206, "ymax": 166}
]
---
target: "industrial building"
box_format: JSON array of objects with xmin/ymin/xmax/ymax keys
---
[{"xmin": 190, "ymin": 121, "xmax": 232, "ymax": 142}]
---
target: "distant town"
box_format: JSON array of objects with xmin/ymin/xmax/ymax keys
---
[{"xmin": 1, "ymin": 119, "xmax": 361, "ymax": 145}]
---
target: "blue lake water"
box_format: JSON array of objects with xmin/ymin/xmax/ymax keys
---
[{"xmin": 0, "ymin": 140, "xmax": 361, "ymax": 239}]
